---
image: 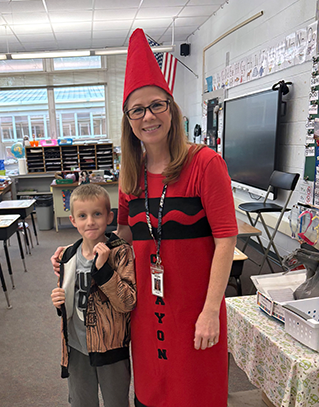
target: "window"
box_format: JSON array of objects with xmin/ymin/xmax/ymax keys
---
[
  {"xmin": 53, "ymin": 56, "xmax": 101, "ymax": 70},
  {"xmin": 54, "ymin": 85, "xmax": 106, "ymax": 139},
  {"xmin": 0, "ymin": 89, "xmax": 49, "ymax": 142},
  {"xmin": 0, "ymin": 59, "xmax": 43, "ymax": 73}
]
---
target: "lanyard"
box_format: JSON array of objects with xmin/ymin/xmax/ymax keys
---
[{"xmin": 144, "ymin": 160, "xmax": 167, "ymax": 266}]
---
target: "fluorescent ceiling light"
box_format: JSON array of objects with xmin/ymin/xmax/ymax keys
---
[
  {"xmin": 11, "ymin": 50, "xmax": 91, "ymax": 60},
  {"xmin": 95, "ymin": 45, "xmax": 174, "ymax": 56},
  {"xmin": 6, "ymin": 45, "xmax": 175, "ymax": 60},
  {"xmin": 94, "ymin": 47, "xmax": 128, "ymax": 56}
]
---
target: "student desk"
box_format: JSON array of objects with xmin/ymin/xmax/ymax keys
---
[
  {"xmin": 0, "ymin": 214, "xmax": 27, "ymax": 287},
  {"xmin": 226, "ymin": 295, "xmax": 319, "ymax": 407},
  {"xmin": 228, "ymin": 219, "xmax": 262, "ymax": 296},
  {"xmin": 0, "ymin": 181, "xmax": 12, "ymax": 201},
  {"xmin": 229, "ymin": 247, "xmax": 248, "ymax": 296},
  {"xmin": 0, "ymin": 199, "xmax": 38, "ymax": 254},
  {"xmin": 237, "ymin": 218, "xmax": 262, "ymax": 239},
  {"xmin": 0, "ymin": 259, "xmax": 11, "ymax": 309}
]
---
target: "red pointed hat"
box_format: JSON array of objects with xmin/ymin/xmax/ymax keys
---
[{"xmin": 123, "ymin": 28, "xmax": 172, "ymax": 109}]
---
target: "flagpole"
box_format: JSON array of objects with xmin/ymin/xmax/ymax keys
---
[
  {"xmin": 145, "ymin": 33, "xmax": 198, "ymax": 79},
  {"xmin": 175, "ymin": 57, "xmax": 199, "ymax": 78}
]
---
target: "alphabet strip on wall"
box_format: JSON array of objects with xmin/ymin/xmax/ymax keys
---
[{"xmin": 205, "ymin": 21, "xmax": 318, "ymax": 92}]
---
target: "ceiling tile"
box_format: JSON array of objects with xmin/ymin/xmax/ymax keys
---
[
  {"xmin": 93, "ymin": 9, "xmax": 137, "ymax": 20},
  {"xmin": 178, "ymin": 5, "xmax": 220, "ymax": 17},
  {"xmin": 137, "ymin": 7, "xmax": 182, "ymax": 19},
  {"xmin": 54, "ymin": 31, "xmax": 91, "ymax": 41},
  {"xmin": 2, "ymin": 12, "xmax": 50, "ymax": 25},
  {"xmin": 6, "ymin": 1, "xmax": 46, "ymax": 13},
  {"xmin": 45, "ymin": 0, "xmax": 92, "ymax": 11},
  {"xmin": 92, "ymin": 37, "xmax": 127, "ymax": 48},
  {"xmin": 94, "ymin": 0, "xmax": 141, "ymax": 9},
  {"xmin": 19, "ymin": 41, "xmax": 58, "ymax": 51},
  {"xmin": 93, "ymin": 20, "xmax": 132, "ymax": 31},
  {"xmin": 51, "ymin": 22, "xmax": 92, "ymax": 32},
  {"xmin": 92, "ymin": 29, "xmax": 129, "ymax": 39},
  {"xmin": 188, "ymin": 0, "xmax": 224, "ymax": 5},
  {"xmin": 133, "ymin": 18, "xmax": 173, "ymax": 29},
  {"xmin": 49, "ymin": 12, "xmax": 93, "ymax": 24},
  {"xmin": 9, "ymin": 23, "xmax": 53, "ymax": 35},
  {"xmin": 0, "ymin": 0, "xmax": 222, "ymax": 52},
  {"xmin": 17, "ymin": 33, "xmax": 56, "ymax": 42},
  {"xmin": 142, "ymin": 0, "xmax": 187, "ymax": 6},
  {"xmin": 56, "ymin": 39, "xmax": 92, "ymax": 47},
  {"xmin": 175, "ymin": 16, "xmax": 208, "ymax": 26}
]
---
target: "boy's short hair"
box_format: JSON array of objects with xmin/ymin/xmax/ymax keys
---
[{"xmin": 70, "ymin": 183, "xmax": 111, "ymax": 216}]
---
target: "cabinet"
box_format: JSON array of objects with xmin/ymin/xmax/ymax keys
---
[
  {"xmin": 25, "ymin": 142, "xmax": 113, "ymax": 173},
  {"xmin": 11, "ymin": 173, "xmax": 55, "ymax": 199}
]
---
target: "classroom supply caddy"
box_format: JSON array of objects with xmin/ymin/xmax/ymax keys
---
[
  {"xmin": 251, "ymin": 269, "xmax": 307, "ymax": 322},
  {"xmin": 283, "ymin": 297, "xmax": 319, "ymax": 351}
]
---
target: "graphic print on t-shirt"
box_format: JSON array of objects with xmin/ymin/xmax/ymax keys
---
[{"xmin": 75, "ymin": 266, "xmax": 91, "ymax": 321}]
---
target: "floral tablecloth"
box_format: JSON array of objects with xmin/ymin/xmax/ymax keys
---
[{"xmin": 226, "ymin": 295, "xmax": 319, "ymax": 407}]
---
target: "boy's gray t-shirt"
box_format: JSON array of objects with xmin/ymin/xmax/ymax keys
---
[{"xmin": 68, "ymin": 244, "xmax": 93, "ymax": 356}]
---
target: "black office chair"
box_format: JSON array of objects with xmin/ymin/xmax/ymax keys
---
[{"xmin": 238, "ymin": 170, "xmax": 300, "ymax": 275}]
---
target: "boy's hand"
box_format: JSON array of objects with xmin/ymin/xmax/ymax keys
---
[
  {"xmin": 93, "ymin": 242, "xmax": 111, "ymax": 270},
  {"xmin": 51, "ymin": 287, "xmax": 65, "ymax": 309},
  {"xmin": 51, "ymin": 247, "xmax": 65, "ymax": 277}
]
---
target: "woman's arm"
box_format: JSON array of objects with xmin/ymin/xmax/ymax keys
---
[
  {"xmin": 116, "ymin": 224, "xmax": 133, "ymax": 245},
  {"xmin": 193, "ymin": 235, "xmax": 237, "ymax": 350}
]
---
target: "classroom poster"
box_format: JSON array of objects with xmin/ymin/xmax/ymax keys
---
[
  {"xmin": 306, "ymin": 21, "xmax": 318, "ymax": 60},
  {"xmin": 295, "ymin": 28, "xmax": 307, "ymax": 64}
]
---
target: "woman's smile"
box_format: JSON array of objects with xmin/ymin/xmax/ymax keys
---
[{"xmin": 142, "ymin": 124, "xmax": 161, "ymax": 132}]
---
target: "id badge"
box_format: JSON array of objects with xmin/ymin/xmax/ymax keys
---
[{"xmin": 151, "ymin": 263, "xmax": 164, "ymax": 297}]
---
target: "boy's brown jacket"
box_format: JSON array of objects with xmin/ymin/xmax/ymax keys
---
[{"xmin": 57, "ymin": 233, "xmax": 136, "ymax": 378}]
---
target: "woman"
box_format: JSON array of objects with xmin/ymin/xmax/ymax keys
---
[
  {"xmin": 52, "ymin": 29, "xmax": 237, "ymax": 407},
  {"xmin": 117, "ymin": 29, "xmax": 237, "ymax": 406}
]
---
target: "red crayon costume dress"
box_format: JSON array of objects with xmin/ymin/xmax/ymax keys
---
[
  {"xmin": 120, "ymin": 28, "xmax": 238, "ymax": 407},
  {"xmin": 118, "ymin": 147, "xmax": 238, "ymax": 407}
]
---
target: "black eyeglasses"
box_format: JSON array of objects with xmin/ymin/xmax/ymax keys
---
[{"xmin": 125, "ymin": 100, "xmax": 170, "ymax": 120}]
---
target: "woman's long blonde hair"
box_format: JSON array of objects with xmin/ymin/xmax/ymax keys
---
[{"xmin": 120, "ymin": 90, "xmax": 203, "ymax": 196}]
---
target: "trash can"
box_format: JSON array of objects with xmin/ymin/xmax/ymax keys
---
[{"xmin": 35, "ymin": 195, "xmax": 54, "ymax": 230}]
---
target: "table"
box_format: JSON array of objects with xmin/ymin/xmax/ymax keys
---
[
  {"xmin": 0, "ymin": 199, "xmax": 39, "ymax": 254},
  {"xmin": 229, "ymin": 247, "xmax": 248, "ymax": 296},
  {"xmin": 0, "ymin": 259, "xmax": 11, "ymax": 309},
  {"xmin": 0, "ymin": 181, "xmax": 12, "ymax": 201},
  {"xmin": 50, "ymin": 181, "xmax": 119, "ymax": 231},
  {"xmin": 0, "ymin": 215, "xmax": 27, "ymax": 289},
  {"xmin": 237, "ymin": 217, "xmax": 262, "ymax": 238},
  {"xmin": 226, "ymin": 295, "xmax": 319, "ymax": 407}
]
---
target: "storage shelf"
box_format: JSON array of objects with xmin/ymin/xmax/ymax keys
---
[{"xmin": 25, "ymin": 142, "xmax": 113, "ymax": 173}]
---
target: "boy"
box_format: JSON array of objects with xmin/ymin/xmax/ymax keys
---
[{"xmin": 51, "ymin": 184, "xmax": 136, "ymax": 407}]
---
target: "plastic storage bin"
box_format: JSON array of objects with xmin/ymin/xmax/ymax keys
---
[
  {"xmin": 283, "ymin": 297, "xmax": 319, "ymax": 351},
  {"xmin": 35, "ymin": 195, "xmax": 54, "ymax": 230}
]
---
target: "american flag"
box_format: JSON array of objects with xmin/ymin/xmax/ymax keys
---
[{"xmin": 147, "ymin": 37, "xmax": 178, "ymax": 93}]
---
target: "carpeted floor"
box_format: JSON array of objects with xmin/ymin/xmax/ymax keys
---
[{"xmin": 0, "ymin": 216, "xmax": 280, "ymax": 407}]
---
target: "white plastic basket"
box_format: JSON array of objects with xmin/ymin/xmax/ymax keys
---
[{"xmin": 283, "ymin": 297, "xmax": 319, "ymax": 352}]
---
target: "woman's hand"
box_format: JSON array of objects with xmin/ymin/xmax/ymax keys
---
[
  {"xmin": 194, "ymin": 309, "xmax": 220, "ymax": 350},
  {"xmin": 51, "ymin": 247, "xmax": 65, "ymax": 277},
  {"xmin": 51, "ymin": 287, "xmax": 65, "ymax": 309},
  {"xmin": 93, "ymin": 242, "xmax": 111, "ymax": 270},
  {"xmin": 193, "ymin": 236, "xmax": 236, "ymax": 350}
]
